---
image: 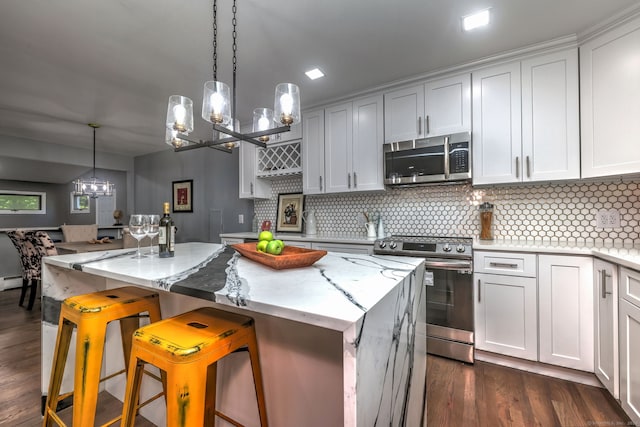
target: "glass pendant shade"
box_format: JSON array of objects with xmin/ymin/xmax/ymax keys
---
[
  {"xmin": 73, "ymin": 178, "xmax": 114, "ymax": 198},
  {"xmin": 165, "ymin": 128, "xmax": 190, "ymax": 149},
  {"xmin": 253, "ymin": 108, "xmax": 274, "ymax": 142},
  {"xmin": 202, "ymin": 81, "xmax": 231, "ymax": 125},
  {"xmin": 274, "ymin": 83, "xmax": 301, "ymax": 126},
  {"xmin": 166, "ymin": 95, "xmax": 194, "ymax": 134}
]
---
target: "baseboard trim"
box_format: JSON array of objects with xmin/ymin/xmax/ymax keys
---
[
  {"xmin": 0, "ymin": 276, "xmax": 22, "ymax": 291},
  {"xmin": 475, "ymin": 350, "xmax": 602, "ymax": 388}
]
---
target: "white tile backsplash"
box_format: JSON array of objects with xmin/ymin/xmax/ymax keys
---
[{"xmin": 254, "ymin": 176, "xmax": 640, "ymax": 246}]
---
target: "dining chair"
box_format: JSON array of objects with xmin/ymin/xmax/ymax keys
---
[{"xmin": 60, "ymin": 224, "xmax": 98, "ymax": 242}]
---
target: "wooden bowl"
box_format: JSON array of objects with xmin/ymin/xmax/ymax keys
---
[{"xmin": 232, "ymin": 242, "xmax": 327, "ymax": 270}]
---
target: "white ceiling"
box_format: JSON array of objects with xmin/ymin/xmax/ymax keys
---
[{"xmin": 0, "ymin": 0, "xmax": 638, "ymax": 163}]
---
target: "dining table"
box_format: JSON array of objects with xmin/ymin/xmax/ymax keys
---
[{"xmin": 55, "ymin": 239, "xmax": 124, "ymax": 254}]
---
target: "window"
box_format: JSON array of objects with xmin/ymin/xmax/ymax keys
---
[
  {"xmin": 0, "ymin": 191, "xmax": 46, "ymax": 214},
  {"xmin": 70, "ymin": 193, "xmax": 91, "ymax": 214}
]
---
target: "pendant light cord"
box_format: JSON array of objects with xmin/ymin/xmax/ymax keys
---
[
  {"xmin": 232, "ymin": 0, "xmax": 238, "ymax": 124},
  {"xmin": 212, "ymin": 0, "xmax": 217, "ymax": 81}
]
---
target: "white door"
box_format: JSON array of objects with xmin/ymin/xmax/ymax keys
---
[
  {"xmin": 383, "ymin": 85, "xmax": 424, "ymax": 143},
  {"xmin": 619, "ymin": 297, "xmax": 640, "ymax": 426},
  {"xmin": 580, "ymin": 15, "xmax": 640, "ymax": 178},
  {"xmin": 352, "ymin": 95, "xmax": 384, "ymax": 192},
  {"xmin": 521, "ymin": 49, "xmax": 580, "ymax": 182},
  {"xmin": 424, "ymin": 73, "xmax": 471, "ymax": 136},
  {"xmin": 324, "ymin": 102, "xmax": 352, "ymax": 193},
  {"xmin": 472, "ymin": 62, "xmax": 522, "ymax": 185},
  {"xmin": 475, "ymin": 272, "xmax": 538, "ymax": 361},
  {"xmin": 302, "ymin": 109, "xmax": 325, "ymax": 194},
  {"xmin": 594, "ymin": 258, "xmax": 619, "ymax": 398},
  {"xmin": 538, "ymin": 255, "xmax": 594, "ymax": 371}
]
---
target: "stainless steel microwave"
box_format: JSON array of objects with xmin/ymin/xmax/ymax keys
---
[{"xmin": 383, "ymin": 132, "xmax": 471, "ymax": 185}]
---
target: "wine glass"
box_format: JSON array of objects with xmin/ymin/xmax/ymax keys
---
[
  {"xmin": 146, "ymin": 214, "xmax": 160, "ymax": 255},
  {"xmin": 129, "ymin": 214, "xmax": 149, "ymax": 258}
]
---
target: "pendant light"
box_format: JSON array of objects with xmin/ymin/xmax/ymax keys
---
[
  {"xmin": 72, "ymin": 123, "xmax": 114, "ymax": 199},
  {"xmin": 165, "ymin": 0, "xmax": 301, "ymax": 152}
]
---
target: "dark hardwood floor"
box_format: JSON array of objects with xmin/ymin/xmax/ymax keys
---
[{"xmin": 0, "ymin": 286, "xmax": 635, "ymax": 426}]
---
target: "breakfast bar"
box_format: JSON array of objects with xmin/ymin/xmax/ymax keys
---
[{"xmin": 41, "ymin": 242, "xmax": 426, "ymax": 426}]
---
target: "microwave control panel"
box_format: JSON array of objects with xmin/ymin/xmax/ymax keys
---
[{"xmin": 449, "ymin": 142, "xmax": 469, "ymax": 174}]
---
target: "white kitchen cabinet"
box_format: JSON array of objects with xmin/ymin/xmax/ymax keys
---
[
  {"xmin": 619, "ymin": 267, "xmax": 640, "ymax": 426},
  {"xmin": 302, "ymin": 108, "xmax": 325, "ymax": 194},
  {"xmin": 311, "ymin": 242, "xmax": 373, "ymax": 255},
  {"xmin": 239, "ymin": 142, "xmax": 272, "ymax": 199},
  {"xmin": 307, "ymin": 95, "xmax": 384, "ymax": 195},
  {"xmin": 473, "ymin": 48, "xmax": 579, "ymax": 184},
  {"xmin": 475, "ymin": 272, "xmax": 538, "ymax": 361},
  {"xmin": 594, "ymin": 258, "xmax": 619, "ymax": 398},
  {"xmin": 580, "ymin": 15, "xmax": 640, "ymax": 179},
  {"xmin": 538, "ymin": 255, "xmax": 594, "ymax": 371},
  {"xmin": 384, "ymin": 74, "xmax": 471, "ymax": 143}
]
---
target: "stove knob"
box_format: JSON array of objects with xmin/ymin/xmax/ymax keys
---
[
  {"xmin": 378, "ymin": 241, "xmax": 387, "ymax": 249},
  {"xmin": 456, "ymin": 245, "xmax": 466, "ymax": 253},
  {"xmin": 389, "ymin": 242, "xmax": 398, "ymax": 249},
  {"xmin": 443, "ymin": 244, "xmax": 452, "ymax": 252}
]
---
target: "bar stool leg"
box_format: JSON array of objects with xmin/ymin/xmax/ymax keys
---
[
  {"xmin": 204, "ymin": 362, "xmax": 217, "ymax": 427},
  {"xmin": 71, "ymin": 320, "xmax": 107, "ymax": 426},
  {"xmin": 247, "ymin": 334, "xmax": 269, "ymax": 427},
  {"xmin": 121, "ymin": 358, "xmax": 147, "ymax": 426},
  {"xmin": 165, "ymin": 363, "xmax": 208, "ymax": 427},
  {"xmin": 42, "ymin": 319, "xmax": 74, "ymax": 427}
]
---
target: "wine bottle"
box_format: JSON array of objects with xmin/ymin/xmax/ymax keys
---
[{"xmin": 158, "ymin": 202, "xmax": 175, "ymax": 258}]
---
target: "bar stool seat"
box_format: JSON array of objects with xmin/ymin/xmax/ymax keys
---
[
  {"xmin": 42, "ymin": 286, "xmax": 162, "ymax": 427},
  {"xmin": 121, "ymin": 306, "xmax": 268, "ymax": 427}
]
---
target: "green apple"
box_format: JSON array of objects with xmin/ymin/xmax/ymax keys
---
[
  {"xmin": 274, "ymin": 239, "xmax": 285, "ymax": 250},
  {"xmin": 258, "ymin": 230, "xmax": 273, "ymax": 242},
  {"xmin": 266, "ymin": 240, "xmax": 283, "ymax": 255},
  {"xmin": 256, "ymin": 240, "xmax": 269, "ymax": 252}
]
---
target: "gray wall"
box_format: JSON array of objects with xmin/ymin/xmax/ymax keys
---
[{"xmin": 133, "ymin": 147, "xmax": 253, "ymax": 244}]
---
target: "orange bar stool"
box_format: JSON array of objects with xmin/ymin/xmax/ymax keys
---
[
  {"xmin": 42, "ymin": 286, "xmax": 163, "ymax": 427},
  {"xmin": 121, "ymin": 306, "xmax": 268, "ymax": 427}
]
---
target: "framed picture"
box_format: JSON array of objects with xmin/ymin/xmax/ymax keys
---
[
  {"xmin": 172, "ymin": 179, "xmax": 193, "ymax": 213},
  {"xmin": 276, "ymin": 192, "xmax": 304, "ymax": 233}
]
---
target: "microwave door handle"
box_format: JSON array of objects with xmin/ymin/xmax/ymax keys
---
[{"xmin": 444, "ymin": 136, "xmax": 450, "ymax": 180}]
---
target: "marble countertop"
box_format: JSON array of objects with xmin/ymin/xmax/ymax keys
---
[
  {"xmin": 44, "ymin": 242, "xmax": 423, "ymax": 331},
  {"xmin": 474, "ymin": 238, "xmax": 640, "ymax": 270},
  {"xmin": 220, "ymin": 231, "xmax": 376, "ymax": 245}
]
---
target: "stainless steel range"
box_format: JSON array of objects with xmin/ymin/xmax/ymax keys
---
[{"xmin": 374, "ymin": 235, "xmax": 475, "ymax": 363}]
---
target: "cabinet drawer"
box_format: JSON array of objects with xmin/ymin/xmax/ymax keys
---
[
  {"xmin": 620, "ymin": 267, "xmax": 640, "ymax": 309},
  {"xmin": 474, "ymin": 251, "xmax": 537, "ymax": 277}
]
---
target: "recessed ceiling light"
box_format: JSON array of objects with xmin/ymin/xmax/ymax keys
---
[
  {"xmin": 462, "ymin": 8, "xmax": 490, "ymax": 31},
  {"xmin": 305, "ymin": 68, "xmax": 325, "ymax": 80}
]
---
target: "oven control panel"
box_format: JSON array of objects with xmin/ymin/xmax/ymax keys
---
[{"xmin": 374, "ymin": 235, "xmax": 472, "ymax": 258}]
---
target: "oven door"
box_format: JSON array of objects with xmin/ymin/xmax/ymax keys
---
[{"xmin": 424, "ymin": 258, "xmax": 474, "ymax": 336}]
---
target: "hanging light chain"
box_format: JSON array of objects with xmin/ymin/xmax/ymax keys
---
[
  {"xmin": 212, "ymin": 0, "xmax": 218, "ymax": 81},
  {"xmin": 232, "ymin": 0, "xmax": 237, "ymax": 122}
]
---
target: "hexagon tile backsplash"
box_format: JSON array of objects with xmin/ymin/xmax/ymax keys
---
[{"xmin": 254, "ymin": 176, "xmax": 640, "ymax": 248}]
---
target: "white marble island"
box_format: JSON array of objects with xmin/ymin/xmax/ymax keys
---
[{"xmin": 42, "ymin": 242, "xmax": 426, "ymax": 427}]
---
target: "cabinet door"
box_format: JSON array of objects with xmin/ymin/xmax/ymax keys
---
[
  {"xmin": 352, "ymin": 95, "xmax": 384, "ymax": 192},
  {"xmin": 239, "ymin": 143, "xmax": 271, "ymax": 199},
  {"xmin": 580, "ymin": 15, "xmax": 640, "ymax": 178},
  {"xmin": 302, "ymin": 109, "xmax": 325, "ymax": 194},
  {"xmin": 311, "ymin": 242, "xmax": 372, "ymax": 255},
  {"xmin": 619, "ymin": 297, "xmax": 640, "ymax": 426},
  {"xmin": 324, "ymin": 103, "xmax": 353, "ymax": 193},
  {"xmin": 521, "ymin": 49, "xmax": 579, "ymax": 182},
  {"xmin": 538, "ymin": 255, "xmax": 594, "ymax": 371},
  {"xmin": 424, "ymin": 74, "xmax": 471, "ymax": 136},
  {"xmin": 475, "ymin": 273, "xmax": 538, "ymax": 361},
  {"xmin": 594, "ymin": 258, "xmax": 619, "ymax": 398},
  {"xmin": 472, "ymin": 62, "xmax": 522, "ymax": 185},
  {"xmin": 383, "ymin": 85, "xmax": 425, "ymax": 143}
]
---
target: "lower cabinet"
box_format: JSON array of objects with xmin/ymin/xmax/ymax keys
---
[
  {"xmin": 619, "ymin": 267, "xmax": 640, "ymax": 426},
  {"xmin": 475, "ymin": 272, "xmax": 538, "ymax": 360},
  {"xmin": 594, "ymin": 258, "xmax": 619, "ymax": 398},
  {"xmin": 538, "ymin": 255, "xmax": 594, "ymax": 371}
]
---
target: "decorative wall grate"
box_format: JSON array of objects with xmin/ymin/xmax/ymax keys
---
[{"xmin": 256, "ymin": 141, "xmax": 302, "ymax": 178}]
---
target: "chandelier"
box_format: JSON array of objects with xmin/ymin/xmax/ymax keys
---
[
  {"xmin": 165, "ymin": 0, "xmax": 301, "ymax": 152},
  {"xmin": 72, "ymin": 123, "xmax": 114, "ymax": 198}
]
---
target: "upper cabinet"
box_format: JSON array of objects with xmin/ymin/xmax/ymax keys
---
[
  {"xmin": 384, "ymin": 74, "xmax": 471, "ymax": 142},
  {"xmin": 239, "ymin": 142, "xmax": 272, "ymax": 199},
  {"xmin": 303, "ymin": 95, "xmax": 384, "ymax": 195},
  {"xmin": 580, "ymin": 15, "xmax": 640, "ymax": 179},
  {"xmin": 472, "ymin": 48, "xmax": 579, "ymax": 185}
]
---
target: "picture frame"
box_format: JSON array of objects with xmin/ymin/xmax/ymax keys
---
[
  {"xmin": 172, "ymin": 179, "xmax": 193, "ymax": 213},
  {"xmin": 276, "ymin": 192, "xmax": 305, "ymax": 233}
]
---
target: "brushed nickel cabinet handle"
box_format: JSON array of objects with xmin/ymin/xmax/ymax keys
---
[
  {"xmin": 426, "ymin": 115, "xmax": 430, "ymax": 134},
  {"xmin": 478, "ymin": 279, "xmax": 481, "ymax": 303},
  {"xmin": 417, "ymin": 117, "xmax": 422, "ymax": 135},
  {"xmin": 515, "ymin": 156, "xmax": 520, "ymax": 179},
  {"xmin": 353, "ymin": 172, "xmax": 357, "ymax": 188},
  {"xmin": 319, "ymin": 176, "xmax": 323, "ymax": 191},
  {"xmin": 250, "ymin": 182, "xmax": 254, "ymax": 195},
  {"xmin": 601, "ymin": 269, "xmax": 612, "ymax": 299},
  {"xmin": 489, "ymin": 262, "xmax": 519, "ymax": 269},
  {"xmin": 348, "ymin": 173, "xmax": 351, "ymax": 189},
  {"xmin": 526, "ymin": 156, "xmax": 531, "ymax": 178}
]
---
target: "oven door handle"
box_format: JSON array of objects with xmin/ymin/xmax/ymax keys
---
[{"xmin": 424, "ymin": 259, "xmax": 472, "ymax": 272}]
